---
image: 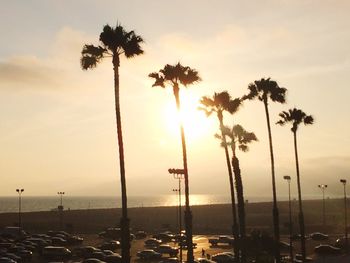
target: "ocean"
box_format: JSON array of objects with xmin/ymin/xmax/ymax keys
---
[{"xmin": 0, "ymin": 194, "xmax": 333, "ymax": 213}]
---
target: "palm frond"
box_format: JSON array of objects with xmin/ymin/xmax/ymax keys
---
[
  {"xmin": 304, "ymin": 115, "xmax": 314, "ymax": 125},
  {"xmin": 150, "ymin": 63, "xmax": 201, "ymax": 89},
  {"xmin": 227, "ymin": 98, "xmax": 241, "ymax": 114},
  {"xmin": 197, "ymin": 106, "xmax": 213, "ymax": 117},
  {"xmin": 80, "ymin": 56, "xmax": 99, "ymax": 70},
  {"xmin": 80, "ymin": 44, "xmax": 106, "ymax": 70},
  {"xmin": 277, "ymin": 107, "xmax": 314, "ymax": 132},
  {"xmin": 239, "ymin": 144, "xmax": 249, "ymax": 152},
  {"xmin": 148, "ymin": 72, "xmax": 165, "ymax": 87},
  {"xmin": 123, "ymin": 33, "xmax": 144, "ymax": 58},
  {"xmin": 180, "ymin": 67, "xmax": 201, "ymax": 86}
]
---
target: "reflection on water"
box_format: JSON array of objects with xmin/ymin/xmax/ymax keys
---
[{"xmin": 0, "ymin": 194, "xmax": 340, "ymax": 213}]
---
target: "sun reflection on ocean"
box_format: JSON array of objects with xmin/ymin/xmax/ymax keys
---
[{"xmin": 163, "ymin": 194, "xmax": 226, "ymax": 207}]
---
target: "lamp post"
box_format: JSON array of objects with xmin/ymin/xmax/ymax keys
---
[
  {"xmin": 16, "ymin": 189, "xmax": 24, "ymax": 230},
  {"xmin": 318, "ymin": 184, "xmax": 327, "ymax": 228},
  {"xmin": 340, "ymin": 179, "xmax": 348, "ymax": 251},
  {"xmin": 57, "ymin": 191, "xmax": 65, "ymax": 229},
  {"xmin": 168, "ymin": 168, "xmax": 184, "ymax": 263},
  {"xmin": 283, "ymin": 175, "xmax": 293, "ymax": 261}
]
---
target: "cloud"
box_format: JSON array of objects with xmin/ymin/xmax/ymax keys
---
[{"xmin": 0, "ymin": 27, "xmax": 94, "ymax": 90}]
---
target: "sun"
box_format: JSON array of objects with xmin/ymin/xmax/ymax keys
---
[{"xmin": 163, "ymin": 90, "xmax": 216, "ymax": 142}]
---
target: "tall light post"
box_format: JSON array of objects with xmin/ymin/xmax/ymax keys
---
[
  {"xmin": 57, "ymin": 191, "xmax": 65, "ymax": 230},
  {"xmin": 283, "ymin": 176, "xmax": 293, "ymax": 261},
  {"xmin": 172, "ymin": 188, "xmax": 180, "ymax": 232},
  {"xmin": 318, "ymin": 184, "xmax": 327, "ymax": 229},
  {"xmin": 340, "ymin": 179, "xmax": 348, "ymax": 251},
  {"xmin": 16, "ymin": 189, "xmax": 24, "ymax": 230},
  {"xmin": 168, "ymin": 168, "xmax": 184, "ymax": 263}
]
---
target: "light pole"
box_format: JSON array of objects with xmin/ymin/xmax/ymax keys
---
[
  {"xmin": 318, "ymin": 184, "xmax": 327, "ymax": 229},
  {"xmin": 57, "ymin": 191, "xmax": 65, "ymax": 229},
  {"xmin": 16, "ymin": 189, "xmax": 24, "ymax": 231},
  {"xmin": 340, "ymin": 179, "xmax": 348, "ymax": 251},
  {"xmin": 283, "ymin": 175, "xmax": 293, "ymax": 261},
  {"xmin": 172, "ymin": 188, "xmax": 180, "ymax": 231},
  {"xmin": 168, "ymin": 168, "xmax": 184, "ymax": 263}
]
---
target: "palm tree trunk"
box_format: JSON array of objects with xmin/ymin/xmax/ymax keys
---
[
  {"xmin": 218, "ymin": 115, "xmax": 239, "ymax": 262},
  {"xmin": 173, "ymin": 86, "xmax": 194, "ymax": 263},
  {"xmin": 294, "ymin": 131, "xmax": 306, "ymax": 261},
  {"xmin": 113, "ymin": 56, "xmax": 130, "ymax": 263},
  {"xmin": 232, "ymin": 155, "xmax": 246, "ymax": 263},
  {"xmin": 263, "ymin": 100, "xmax": 281, "ymax": 263}
]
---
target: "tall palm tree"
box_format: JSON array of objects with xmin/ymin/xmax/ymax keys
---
[
  {"xmin": 217, "ymin": 124, "xmax": 258, "ymax": 263},
  {"xmin": 149, "ymin": 63, "xmax": 201, "ymax": 263},
  {"xmin": 243, "ymin": 78, "xmax": 287, "ymax": 263},
  {"xmin": 199, "ymin": 92, "xmax": 241, "ymax": 261},
  {"xmin": 276, "ymin": 108, "xmax": 314, "ymax": 262},
  {"xmin": 80, "ymin": 23, "xmax": 144, "ymax": 263}
]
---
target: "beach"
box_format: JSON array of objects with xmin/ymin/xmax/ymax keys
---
[{"xmin": 0, "ymin": 198, "xmax": 345, "ymax": 235}]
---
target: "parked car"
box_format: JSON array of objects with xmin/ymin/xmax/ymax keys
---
[
  {"xmin": 279, "ymin": 241, "xmax": 292, "ymax": 250},
  {"xmin": 155, "ymin": 244, "xmax": 178, "ymax": 257},
  {"xmin": 99, "ymin": 228, "xmax": 121, "ymax": 240},
  {"xmin": 314, "ymin": 244, "xmax": 341, "ymax": 255},
  {"xmin": 98, "ymin": 241, "xmax": 120, "ymax": 251},
  {"xmin": 51, "ymin": 237, "xmax": 67, "ymax": 246},
  {"xmin": 82, "ymin": 259, "xmax": 106, "ymax": 263},
  {"xmin": 160, "ymin": 257, "xmax": 180, "ymax": 263},
  {"xmin": 136, "ymin": 249, "xmax": 162, "ymax": 260},
  {"xmin": 153, "ymin": 233, "xmax": 175, "ymax": 242},
  {"xmin": 0, "ymin": 258, "xmax": 17, "ymax": 263},
  {"xmin": 135, "ymin": 231, "xmax": 147, "ymax": 239},
  {"xmin": 144, "ymin": 238, "xmax": 162, "ymax": 248},
  {"xmin": 334, "ymin": 237, "xmax": 349, "ymax": 249},
  {"xmin": 104, "ymin": 254, "xmax": 122, "ymax": 263},
  {"xmin": 42, "ymin": 246, "xmax": 71, "ymax": 260},
  {"xmin": 196, "ymin": 258, "xmax": 215, "ymax": 263},
  {"xmin": 211, "ymin": 252, "xmax": 235, "ymax": 262},
  {"xmin": 310, "ymin": 232, "xmax": 328, "ymax": 241},
  {"xmin": 73, "ymin": 246, "xmax": 101, "ymax": 258},
  {"xmin": 208, "ymin": 236, "xmax": 234, "ymax": 246},
  {"xmin": 294, "ymin": 254, "xmax": 313, "ymax": 262},
  {"xmin": 0, "ymin": 227, "xmax": 27, "ymax": 239}
]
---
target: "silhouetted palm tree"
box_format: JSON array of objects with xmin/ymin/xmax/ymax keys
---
[
  {"xmin": 276, "ymin": 108, "xmax": 314, "ymax": 262},
  {"xmin": 80, "ymin": 23, "xmax": 144, "ymax": 263},
  {"xmin": 243, "ymin": 78, "xmax": 287, "ymax": 263},
  {"xmin": 149, "ymin": 63, "xmax": 201, "ymax": 263},
  {"xmin": 218, "ymin": 124, "xmax": 258, "ymax": 263},
  {"xmin": 199, "ymin": 92, "xmax": 241, "ymax": 261}
]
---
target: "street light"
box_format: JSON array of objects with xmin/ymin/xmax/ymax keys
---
[
  {"xmin": 340, "ymin": 179, "xmax": 348, "ymax": 251},
  {"xmin": 318, "ymin": 184, "xmax": 328, "ymax": 228},
  {"xmin": 283, "ymin": 176, "xmax": 293, "ymax": 261},
  {"xmin": 16, "ymin": 189, "xmax": 24, "ymax": 230},
  {"xmin": 168, "ymin": 168, "xmax": 184, "ymax": 262},
  {"xmin": 57, "ymin": 192, "xmax": 65, "ymax": 229}
]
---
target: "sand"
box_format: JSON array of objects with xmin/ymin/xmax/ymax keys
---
[{"xmin": 0, "ymin": 198, "xmax": 346, "ymax": 234}]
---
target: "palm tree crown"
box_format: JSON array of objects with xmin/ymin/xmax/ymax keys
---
[
  {"xmin": 199, "ymin": 91, "xmax": 241, "ymax": 118},
  {"xmin": 217, "ymin": 125, "xmax": 258, "ymax": 153},
  {"xmin": 149, "ymin": 62, "xmax": 201, "ymax": 89},
  {"xmin": 243, "ymin": 77, "xmax": 287, "ymax": 104},
  {"xmin": 276, "ymin": 108, "xmax": 314, "ymax": 132},
  {"xmin": 81, "ymin": 24, "xmax": 144, "ymax": 69}
]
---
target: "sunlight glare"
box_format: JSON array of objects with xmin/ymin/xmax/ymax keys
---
[{"xmin": 163, "ymin": 90, "xmax": 215, "ymax": 141}]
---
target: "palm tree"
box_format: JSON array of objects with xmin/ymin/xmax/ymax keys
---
[
  {"xmin": 199, "ymin": 92, "xmax": 241, "ymax": 261},
  {"xmin": 243, "ymin": 78, "xmax": 287, "ymax": 263},
  {"xmin": 80, "ymin": 23, "xmax": 144, "ymax": 263},
  {"xmin": 276, "ymin": 108, "xmax": 314, "ymax": 262},
  {"xmin": 218, "ymin": 124, "xmax": 258, "ymax": 263},
  {"xmin": 149, "ymin": 63, "xmax": 201, "ymax": 263}
]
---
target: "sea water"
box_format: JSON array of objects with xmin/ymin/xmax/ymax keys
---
[{"xmin": 0, "ymin": 194, "xmax": 330, "ymax": 213}]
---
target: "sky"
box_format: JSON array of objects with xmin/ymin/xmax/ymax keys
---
[{"xmin": 0, "ymin": 0, "xmax": 349, "ymax": 200}]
